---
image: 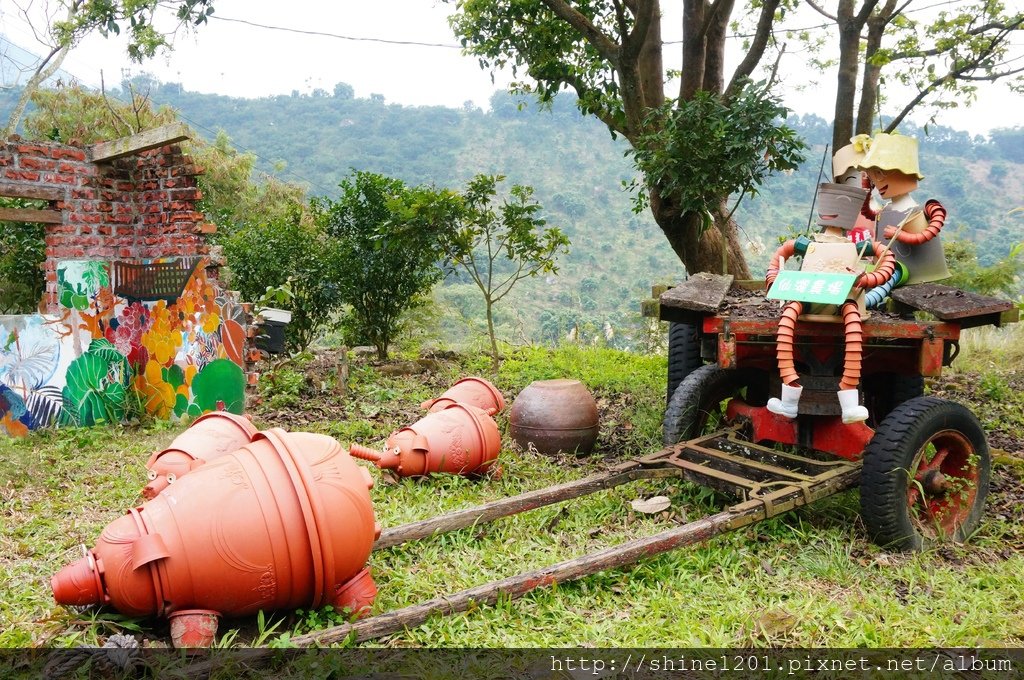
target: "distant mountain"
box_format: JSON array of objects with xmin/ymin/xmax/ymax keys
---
[{"xmin": 2, "ymin": 79, "xmax": 1021, "ymax": 348}]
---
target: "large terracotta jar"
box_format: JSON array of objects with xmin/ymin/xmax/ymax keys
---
[
  {"xmin": 52, "ymin": 429, "xmax": 379, "ymax": 644},
  {"xmin": 509, "ymin": 379, "xmax": 600, "ymax": 455}
]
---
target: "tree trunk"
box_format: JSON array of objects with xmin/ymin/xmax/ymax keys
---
[
  {"xmin": 485, "ymin": 298, "xmax": 499, "ymax": 371},
  {"xmin": 650, "ymin": 190, "xmax": 751, "ymax": 279},
  {"xmin": 832, "ymin": 0, "xmax": 861, "ymax": 152},
  {"xmin": 856, "ymin": 1, "xmax": 897, "ymax": 135}
]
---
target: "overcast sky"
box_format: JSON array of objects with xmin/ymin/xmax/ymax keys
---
[{"xmin": 1, "ymin": 0, "xmax": 1021, "ymax": 135}]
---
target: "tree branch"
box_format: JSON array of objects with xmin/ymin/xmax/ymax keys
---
[
  {"xmin": 726, "ymin": 0, "xmax": 783, "ymax": 97},
  {"xmin": 854, "ymin": 0, "xmax": 882, "ymax": 25},
  {"xmin": 804, "ymin": 0, "xmax": 837, "ymax": 22},
  {"xmin": 622, "ymin": 0, "xmax": 657, "ymax": 62},
  {"xmin": 889, "ymin": 17, "xmax": 1024, "ymax": 60},
  {"xmin": 539, "ymin": 0, "xmax": 621, "ymax": 65}
]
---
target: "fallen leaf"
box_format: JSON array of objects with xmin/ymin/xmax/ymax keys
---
[{"xmin": 631, "ymin": 496, "xmax": 671, "ymax": 514}]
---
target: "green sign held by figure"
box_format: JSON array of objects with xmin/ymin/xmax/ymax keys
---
[{"xmin": 766, "ymin": 270, "xmax": 859, "ymax": 305}]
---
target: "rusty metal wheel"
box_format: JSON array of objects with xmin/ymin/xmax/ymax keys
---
[{"xmin": 860, "ymin": 396, "xmax": 990, "ymax": 551}]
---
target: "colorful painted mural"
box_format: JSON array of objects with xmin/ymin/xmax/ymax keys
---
[{"xmin": 0, "ymin": 257, "xmax": 247, "ymax": 437}]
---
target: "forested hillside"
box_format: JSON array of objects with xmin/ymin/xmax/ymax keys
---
[{"xmin": 3, "ymin": 81, "xmax": 1022, "ymax": 349}]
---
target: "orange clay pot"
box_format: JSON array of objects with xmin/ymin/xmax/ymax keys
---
[
  {"xmin": 52, "ymin": 429, "xmax": 379, "ymax": 647},
  {"xmin": 142, "ymin": 411, "xmax": 258, "ymax": 499},
  {"xmin": 420, "ymin": 376, "xmax": 506, "ymax": 416},
  {"xmin": 509, "ymin": 379, "xmax": 600, "ymax": 455},
  {"xmin": 350, "ymin": 403, "xmax": 500, "ymax": 477}
]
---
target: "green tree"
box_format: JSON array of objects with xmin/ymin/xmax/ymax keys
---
[
  {"xmin": 440, "ymin": 175, "xmax": 569, "ymax": 369},
  {"xmin": 943, "ymin": 238, "xmax": 1023, "ymax": 298},
  {"xmin": 0, "ymin": 200, "xmax": 46, "ymax": 314},
  {"xmin": 446, "ymin": 0, "xmax": 806, "ymax": 278},
  {"xmin": 222, "ymin": 206, "xmax": 340, "ymax": 352},
  {"xmin": 804, "ymin": 0, "xmax": 1024, "ymax": 150},
  {"xmin": 311, "ymin": 171, "xmax": 453, "ymax": 360}
]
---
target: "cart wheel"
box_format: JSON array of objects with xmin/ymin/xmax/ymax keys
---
[
  {"xmin": 663, "ymin": 364, "xmax": 768, "ymax": 445},
  {"xmin": 863, "ymin": 373, "xmax": 925, "ymax": 425},
  {"xmin": 860, "ymin": 396, "xmax": 990, "ymax": 551},
  {"xmin": 667, "ymin": 322, "xmax": 702, "ymax": 405}
]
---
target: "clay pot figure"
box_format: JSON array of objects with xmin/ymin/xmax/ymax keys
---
[
  {"xmin": 421, "ymin": 377, "xmax": 506, "ymax": 416},
  {"xmin": 142, "ymin": 411, "xmax": 258, "ymax": 499},
  {"xmin": 509, "ymin": 379, "xmax": 599, "ymax": 455},
  {"xmin": 52, "ymin": 429, "xmax": 379, "ymax": 647},
  {"xmin": 351, "ymin": 403, "xmax": 500, "ymax": 477}
]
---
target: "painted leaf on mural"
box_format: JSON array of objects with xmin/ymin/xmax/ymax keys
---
[
  {"xmin": 57, "ymin": 261, "xmax": 110, "ymax": 312},
  {"xmin": 61, "ymin": 339, "xmax": 131, "ymax": 427},
  {"xmin": 220, "ymin": 318, "xmax": 245, "ymax": 365},
  {"xmin": 188, "ymin": 359, "xmax": 245, "ymax": 415},
  {"xmin": 0, "ymin": 337, "xmax": 60, "ymax": 391},
  {"xmin": 25, "ymin": 385, "xmax": 64, "ymax": 429}
]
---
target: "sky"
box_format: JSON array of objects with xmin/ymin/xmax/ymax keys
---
[{"xmin": 1, "ymin": 0, "xmax": 1021, "ymax": 136}]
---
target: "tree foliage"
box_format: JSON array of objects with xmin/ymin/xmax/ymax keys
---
[
  {"xmin": 311, "ymin": 171, "xmax": 454, "ymax": 359},
  {"xmin": 0, "ymin": 200, "xmax": 46, "ymax": 314},
  {"xmin": 222, "ymin": 206, "xmax": 339, "ymax": 352},
  {"xmin": 439, "ymin": 174, "xmax": 570, "ymax": 369},
  {"xmin": 447, "ymin": 0, "xmax": 799, "ymax": 278},
  {"xmin": 806, "ymin": 0, "xmax": 1024, "ymax": 150},
  {"xmin": 629, "ymin": 84, "xmax": 806, "ymax": 223}
]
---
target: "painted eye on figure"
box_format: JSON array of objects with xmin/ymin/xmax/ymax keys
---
[
  {"xmin": 148, "ymin": 470, "xmax": 158, "ymax": 481},
  {"xmin": 166, "ymin": 473, "xmax": 177, "ymax": 484}
]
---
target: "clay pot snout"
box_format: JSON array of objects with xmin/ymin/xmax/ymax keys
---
[
  {"xmin": 350, "ymin": 403, "xmax": 500, "ymax": 477},
  {"xmin": 142, "ymin": 411, "xmax": 258, "ymax": 498}
]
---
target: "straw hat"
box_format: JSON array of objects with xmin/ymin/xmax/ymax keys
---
[{"xmin": 859, "ymin": 132, "xmax": 923, "ymax": 179}]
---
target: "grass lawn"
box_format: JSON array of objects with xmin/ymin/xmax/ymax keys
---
[{"xmin": 2, "ymin": 336, "xmax": 1024, "ymax": 649}]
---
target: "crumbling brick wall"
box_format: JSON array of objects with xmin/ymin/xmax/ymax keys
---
[{"xmin": 0, "ymin": 136, "xmax": 219, "ymax": 311}]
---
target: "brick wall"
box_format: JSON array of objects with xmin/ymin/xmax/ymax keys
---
[{"xmin": 0, "ymin": 137, "xmax": 217, "ymax": 312}]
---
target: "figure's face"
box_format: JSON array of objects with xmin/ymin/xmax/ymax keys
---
[
  {"xmin": 865, "ymin": 168, "xmax": 918, "ymax": 199},
  {"xmin": 816, "ymin": 184, "xmax": 868, "ymax": 230},
  {"xmin": 835, "ymin": 168, "xmax": 864, "ymax": 187}
]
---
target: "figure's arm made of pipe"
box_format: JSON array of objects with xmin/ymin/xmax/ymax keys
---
[{"xmin": 884, "ymin": 199, "xmax": 945, "ymax": 243}]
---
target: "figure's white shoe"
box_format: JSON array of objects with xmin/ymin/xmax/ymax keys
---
[
  {"xmin": 838, "ymin": 389, "xmax": 869, "ymax": 423},
  {"xmin": 767, "ymin": 384, "xmax": 802, "ymax": 419}
]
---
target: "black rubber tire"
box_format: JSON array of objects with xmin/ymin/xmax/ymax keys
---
[
  {"xmin": 863, "ymin": 373, "xmax": 925, "ymax": 425},
  {"xmin": 860, "ymin": 396, "xmax": 990, "ymax": 552},
  {"xmin": 663, "ymin": 364, "xmax": 768, "ymax": 446},
  {"xmin": 666, "ymin": 322, "xmax": 702, "ymax": 405}
]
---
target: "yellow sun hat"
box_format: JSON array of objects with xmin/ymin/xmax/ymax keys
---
[{"xmin": 859, "ymin": 132, "xmax": 924, "ymax": 179}]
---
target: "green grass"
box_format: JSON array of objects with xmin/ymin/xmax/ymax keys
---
[{"xmin": 2, "ymin": 344, "xmax": 1023, "ymax": 649}]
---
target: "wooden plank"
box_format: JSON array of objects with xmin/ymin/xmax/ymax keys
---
[
  {"xmin": 891, "ymin": 283, "xmax": 1013, "ymax": 321},
  {"xmin": 0, "ymin": 183, "xmax": 62, "ymax": 201},
  {"xmin": 287, "ymin": 463, "xmax": 862, "ymax": 648},
  {"xmin": 88, "ymin": 123, "xmax": 190, "ymax": 163},
  {"xmin": 0, "ymin": 207, "xmax": 62, "ymax": 224},
  {"xmin": 659, "ymin": 272, "xmax": 734, "ymax": 314},
  {"xmin": 374, "ymin": 466, "xmax": 677, "ymax": 550}
]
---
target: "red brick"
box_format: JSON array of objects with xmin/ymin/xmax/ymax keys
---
[
  {"xmin": 5, "ymin": 169, "xmax": 40, "ymax": 181},
  {"xmin": 50, "ymin": 147, "xmax": 87, "ymax": 161},
  {"xmin": 20, "ymin": 156, "xmax": 57, "ymax": 171}
]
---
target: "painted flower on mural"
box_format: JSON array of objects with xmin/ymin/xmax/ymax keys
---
[
  {"xmin": 61, "ymin": 339, "xmax": 131, "ymax": 427},
  {"xmin": 141, "ymin": 300, "xmax": 183, "ymax": 366},
  {"xmin": 105, "ymin": 302, "xmax": 151, "ymax": 369},
  {"xmin": 134, "ymin": 360, "xmax": 190, "ymax": 419}
]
